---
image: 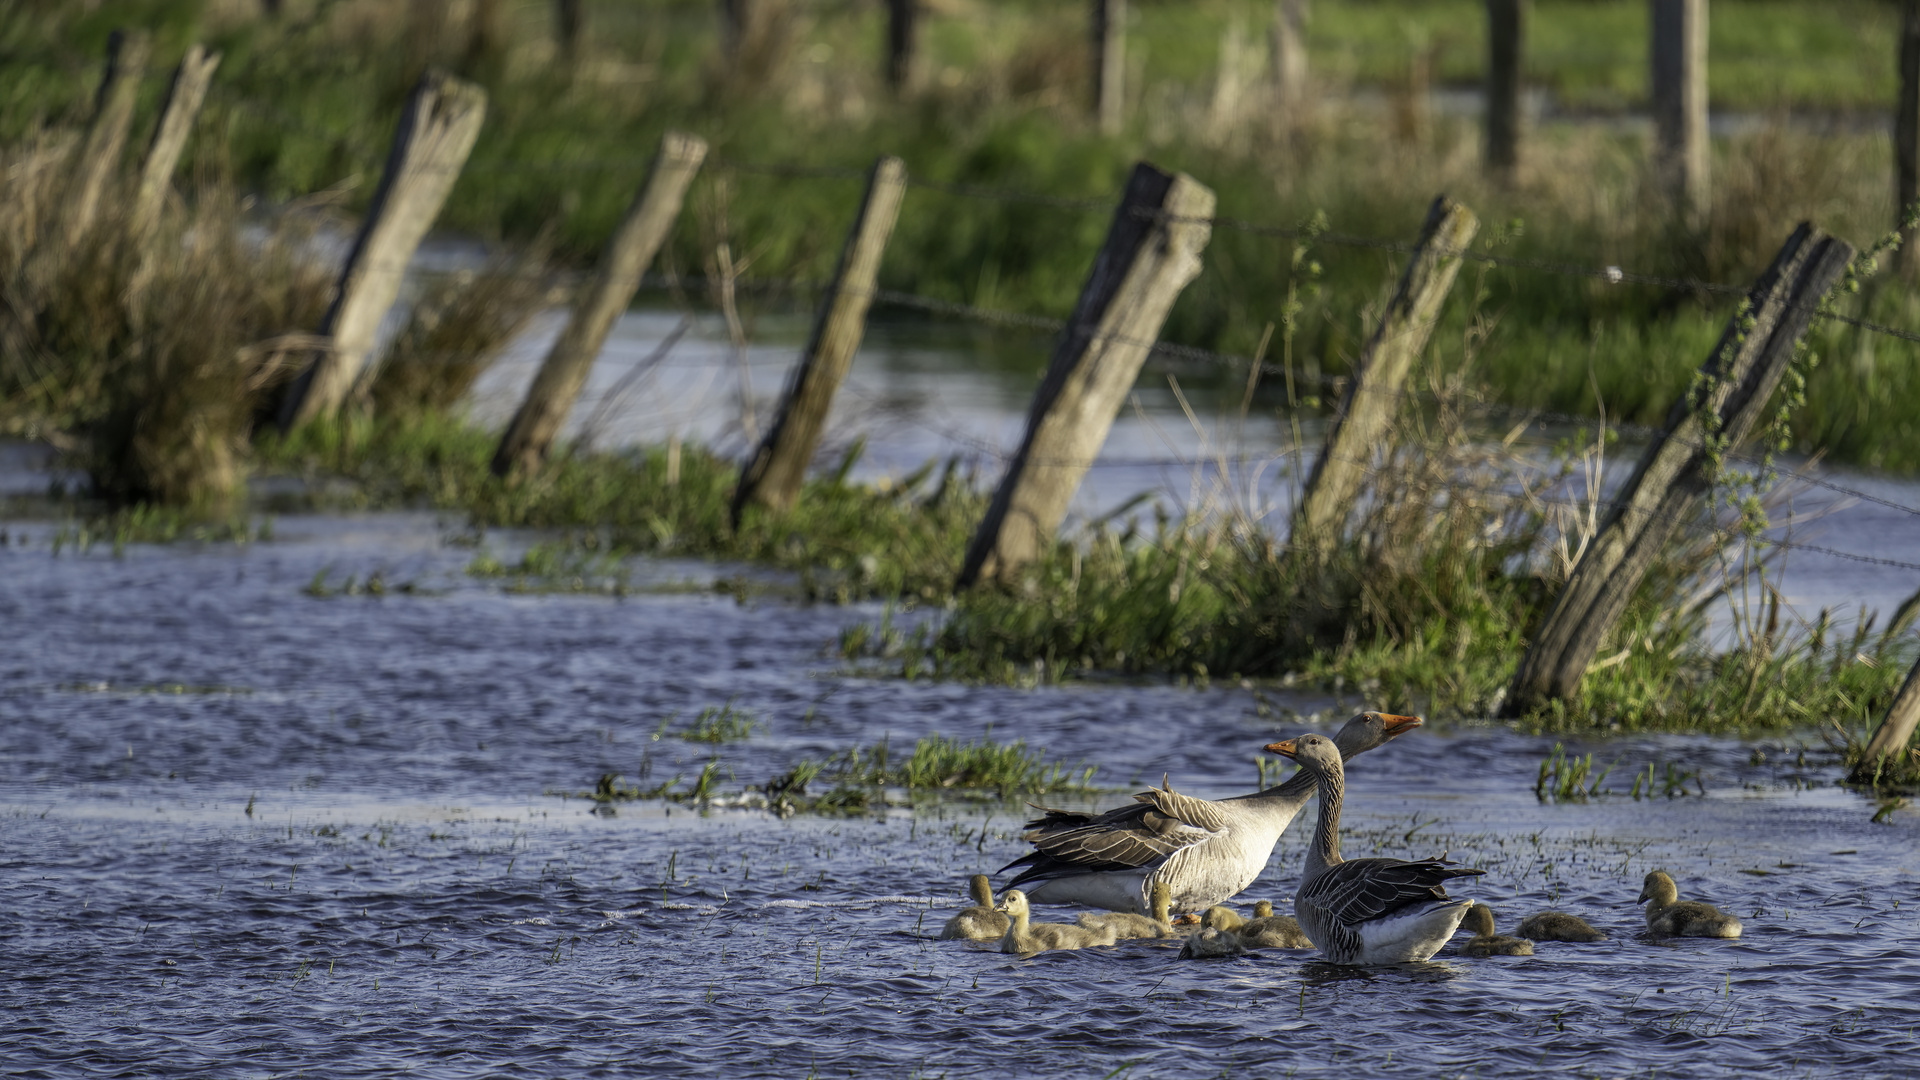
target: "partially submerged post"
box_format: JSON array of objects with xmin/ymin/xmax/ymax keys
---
[
  {"xmin": 1289, "ymin": 197, "xmax": 1478, "ymax": 559},
  {"xmin": 492, "ymin": 132, "xmax": 708, "ymax": 478},
  {"xmin": 885, "ymin": 0, "xmax": 919, "ymax": 94},
  {"xmin": 1093, "ymin": 0, "xmax": 1126, "ymax": 135},
  {"xmin": 1502, "ymin": 224, "xmax": 1854, "ymax": 716},
  {"xmin": 732, "ymin": 156, "xmax": 908, "ymax": 522},
  {"xmin": 1852, "ymin": 659, "xmax": 1920, "ymax": 784},
  {"xmin": 1484, "ymin": 0, "xmax": 1524, "ymax": 182},
  {"xmin": 64, "ymin": 29, "xmax": 151, "ymax": 248},
  {"xmin": 277, "ymin": 71, "xmax": 487, "ymax": 431},
  {"xmin": 131, "ymin": 43, "xmax": 222, "ymax": 239},
  {"xmin": 1897, "ymin": 0, "xmax": 1920, "ymax": 277},
  {"xmin": 957, "ymin": 163, "xmax": 1215, "ymax": 588},
  {"xmin": 1650, "ymin": 0, "xmax": 1709, "ymax": 228}
]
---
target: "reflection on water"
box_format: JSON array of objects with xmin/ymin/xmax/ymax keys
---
[{"xmin": 1, "ymin": 511, "xmax": 1918, "ymax": 1077}]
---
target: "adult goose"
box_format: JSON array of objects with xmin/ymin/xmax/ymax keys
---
[
  {"xmin": 1002, "ymin": 712, "xmax": 1423, "ymax": 915},
  {"xmin": 937, "ymin": 874, "xmax": 1011, "ymax": 941},
  {"xmin": 1460, "ymin": 903, "xmax": 1533, "ymax": 956},
  {"xmin": 1517, "ymin": 911, "xmax": 1606, "ymax": 942},
  {"xmin": 996, "ymin": 889, "xmax": 1116, "ymax": 955},
  {"xmin": 1638, "ymin": 871, "xmax": 1743, "ymax": 939},
  {"xmin": 1267, "ymin": 732, "xmax": 1483, "ymax": 965},
  {"xmin": 1078, "ymin": 881, "xmax": 1179, "ymax": 940}
]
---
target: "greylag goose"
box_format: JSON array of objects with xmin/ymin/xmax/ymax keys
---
[
  {"xmin": 1240, "ymin": 900, "xmax": 1313, "ymax": 948},
  {"xmin": 1077, "ymin": 881, "xmax": 1179, "ymax": 940},
  {"xmin": 1460, "ymin": 903, "xmax": 1533, "ymax": 956},
  {"xmin": 1267, "ymin": 733, "xmax": 1483, "ymax": 965},
  {"xmin": 1002, "ymin": 712, "xmax": 1423, "ymax": 915},
  {"xmin": 1178, "ymin": 926, "xmax": 1248, "ymax": 959},
  {"xmin": 996, "ymin": 889, "xmax": 1117, "ymax": 955},
  {"xmin": 938, "ymin": 874, "xmax": 1011, "ymax": 941},
  {"xmin": 1516, "ymin": 911, "xmax": 1606, "ymax": 942},
  {"xmin": 1637, "ymin": 871, "xmax": 1742, "ymax": 938}
]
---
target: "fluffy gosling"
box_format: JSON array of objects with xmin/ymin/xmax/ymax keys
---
[
  {"xmin": 997, "ymin": 889, "xmax": 1117, "ymax": 955},
  {"xmin": 1516, "ymin": 911, "xmax": 1606, "ymax": 942},
  {"xmin": 1638, "ymin": 871, "xmax": 1743, "ymax": 939},
  {"xmin": 938, "ymin": 874, "xmax": 1011, "ymax": 942},
  {"xmin": 1460, "ymin": 903, "xmax": 1534, "ymax": 957}
]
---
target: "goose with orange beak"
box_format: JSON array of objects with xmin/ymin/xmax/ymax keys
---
[
  {"xmin": 1265, "ymin": 731, "xmax": 1482, "ymax": 965},
  {"xmin": 1001, "ymin": 712, "xmax": 1424, "ymax": 916}
]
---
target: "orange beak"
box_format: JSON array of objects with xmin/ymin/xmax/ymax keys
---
[
  {"xmin": 1263, "ymin": 738, "xmax": 1298, "ymax": 758},
  {"xmin": 1379, "ymin": 713, "xmax": 1423, "ymax": 737}
]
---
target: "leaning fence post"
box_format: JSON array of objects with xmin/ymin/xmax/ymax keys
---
[
  {"xmin": 277, "ymin": 70, "xmax": 487, "ymax": 431},
  {"xmin": 130, "ymin": 44, "xmax": 222, "ymax": 239},
  {"xmin": 957, "ymin": 163, "xmax": 1214, "ymax": 589},
  {"xmin": 63, "ymin": 29, "xmax": 151, "ymax": 249},
  {"xmin": 1852, "ymin": 658, "xmax": 1920, "ymax": 784},
  {"xmin": 1501, "ymin": 224, "xmax": 1855, "ymax": 717},
  {"xmin": 885, "ymin": 0, "xmax": 919, "ymax": 94},
  {"xmin": 732, "ymin": 156, "xmax": 907, "ymax": 522},
  {"xmin": 1898, "ymin": 0, "xmax": 1920, "ymax": 278},
  {"xmin": 1092, "ymin": 0, "xmax": 1126, "ymax": 135},
  {"xmin": 1289, "ymin": 196, "xmax": 1478, "ymax": 559},
  {"xmin": 1650, "ymin": 0, "xmax": 1708, "ymax": 228},
  {"xmin": 492, "ymin": 133, "xmax": 708, "ymax": 478},
  {"xmin": 1484, "ymin": 0, "xmax": 1525, "ymax": 182}
]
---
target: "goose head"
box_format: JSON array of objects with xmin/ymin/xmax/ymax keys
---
[
  {"xmin": 1331, "ymin": 711, "xmax": 1424, "ymax": 755},
  {"xmin": 1638, "ymin": 870, "xmax": 1678, "ymax": 907},
  {"xmin": 1202, "ymin": 905, "xmax": 1245, "ymax": 931},
  {"xmin": 1462, "ymin": 902, "xmax": 1496, "ymax": 937},
  {"xmin": 1253, "ymin": 900, "xmax": 1274, "ymax": 918},
  {"xmin": 1149, "ymin": 880, "xmax": 1172, "ymax": 921},
  {"xmin": 967, "ymin": 874, "xmax": 994, "ymax": 908},
  {"xmin": 995, "ymin": 888, "xmax": 1031, "ymax": 919},
  {"xmin": 1262, "ymin": 732, "xmax": 1344, "ymax": 772}
]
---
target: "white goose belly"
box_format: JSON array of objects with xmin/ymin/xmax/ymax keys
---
[{"xmin": 1298, "ymin": 898, "xmax": 1473, "ymax": 965}]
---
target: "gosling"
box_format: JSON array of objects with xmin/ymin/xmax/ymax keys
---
[
  {"xmin": 1637, "ymin": 870, "xmax": 1743, "ymax": 939},
  {"xmin": 997, "ymin": 889, "xmax": 1117, "ymax": 955},
  {"xmin": 1178, "ymin": 926, "xmax": 1248, "ymax": 959},
  {"xmin": 1460, "ymin": 903, "xmax": 1534, "ymax": 957},
  {"xmin": 1240, "ymin": 900, "xmax": 1313, "ymax": 949},
  {"xmin": 1077, "ymin": 882, "xmax": 1179, "ymax": 940},
  {"xmin": 1517, "ymin": 911, "xmax": 1607, "ymax": 942},
  {"xmin": 938, "ymin": 874, "xmax": 1011, "ymax": 941}
]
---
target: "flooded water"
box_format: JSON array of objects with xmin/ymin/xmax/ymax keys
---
[{"xmin": 5, "ymin": 309, "xmax": 1920, "ymax": 1077}]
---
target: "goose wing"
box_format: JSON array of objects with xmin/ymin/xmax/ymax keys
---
[
  {"xmin": 1301, "ymin": 858, "xmax": 1484, "ymax": 928},
  {"xmin": 1001, "ymin": 783, "xmax": 1227, "ymax": 885}
]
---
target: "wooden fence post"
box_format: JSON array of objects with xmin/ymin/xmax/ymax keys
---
[
  {"xmin": 732, "ymin": 156, "xmax": 908, "ymax": 522},
  {"xmin": 1289, "ymin": 196, "xmax": 1478, "ymax": 559},
  {"xmin": 1269, "ymin": 0, "xmax": 1309, "ymax": 127},
  {"xmin": 277, "ymin": 70, "xmax": 487, "ymax": 432},
  {"xmin": 64, "ymin": 29, "xmax": 151, "ymax": 249},
  {"xmin": 556, "ymin": 0, "xmax": 585, "ymax": 65},
  {"xmin": 1650, "ymin": 0, "xmax": 1708, "ymax": 228},
  {"xmin": 492, "ymin": 133, "xmax": 709, "ymax": 478},
  {"xmin": 957, "ymin": 163, "xmax": 1214, "ymax": 589},
  {"xmin": 1852, "ymin": 658, "xmax": 1920, "ymax": 784},
  {"xmin": 1501, "ymin": 223, "xmax": 1854, "ymax": 716},
  {"xmin": 885, "ymin": 0, "xmax": 919, "ymax": 94},
  {"xmin": 1898, "ymin": 0, "xmax": 1920, "ymax": 278},
  {"xmin": 1484, "ymin": 0, "xmax": 1524, "ymax": 182},
  {"xmin": 130, "ymin": 44, "xmax": 222, "ymax": 240},
  {"xmin": 1093, "ymin": 0, "xmax": 1126, "ymax": 135}
]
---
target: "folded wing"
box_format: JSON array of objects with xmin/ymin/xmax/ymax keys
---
[
  {"xmin": 1001, "ymin": 782, "xmax": 1227, "ymax": 886},
  {"xmin": 1301, "ymin": 858, "xmax": 1485, "ymax": 927}
]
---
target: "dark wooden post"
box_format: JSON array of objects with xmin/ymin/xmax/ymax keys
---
[
  {"xmin": 958, "ymin": 163, "xmax": 1215, "ymax": 588},
  {"xmin": 278, "ymin": 71, "xmax": 487, "ymax": 430},
  {"xmin": 1093, "ymin": 0, "xmax": 1126, "ymax": 135},
  {"xmin": 1290, "ymin": 197, "xmax": 1478, "ymax": 558},
  {"xmin": 1897, "ymin": 0, "xmax": 1920, "ymax": 277},
  {"xmin": 556, "ymin": 0, "xmax": 585, "ymax": 64},
  {"xmin": 885, "ymin": 0, "xmax": 919, "ymax": 94},
  {"xmin": 1502, "ymin": 224, "xmax": 1854, "ymax": 716},
  {"xmin": 733, "ymin": 157, "xmax": 908, "ymax": 522},
  {"xmin": 131, "ymin": 44, "xmax": 222, "ymax": 239},
  {"xmin": 64, "ymin": 29, "xmax": 151, "ymax": 248},
  {"xmin": 1852, "ymin": 659, "xmax": 1920, "ymax": 784},
  {"xmin": 493, "ymin": 133, "xmax": 708, "ymax": 478},
  {"xmin": 1651, "ymin": 0, "xmax": 1708, "ymax": 228},
  {"xmin": 1485, "ymin": 0, "xmax": 1525, "ymax": 181}
]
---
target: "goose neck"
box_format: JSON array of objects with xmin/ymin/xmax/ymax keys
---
[{"xmin": 1305, "ymin": 763, "xmax": 1344, "ymax": 876}]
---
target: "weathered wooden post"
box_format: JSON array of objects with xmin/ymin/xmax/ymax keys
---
[
  {"xmin": 732, "ymin": 157, "xmax": 908, "ymax": 521},
  {"xmin": 1484, "ymin": 0, "xmax": 1525, "ymax": 182},
  {"xmin": 1093, "ymin": 0, "xmax": 1126, "ymax": 135},
  {"xmin": 130, "ymin": 44, "xmax": 222, "ymax": 239},
  {"xmin": 1852, "ymin": 659, "xmax": 1920, "ymax": 784},
  {"xmin": 556, "ymin": 0, "xmax": 585, "ymax": 64},
  {"xmin": 492, "ymin": 133, "xmax": 709, "ymax": 478},
  {"xmin": 1501, "ymin": 224, "xmax": 1854, "ymax": 716},
  {"xmin": 64, "ymin": 29, "xmax": 151, "ymax": 248},
  {"xmin": 1289, "ymin": 197, "xmax": 1478, "ymax": 558},
  {"xmin": 1650, "ymin": 0, "xmax": 1708, "ymax": 228},
  {"xmin": 277, "ymin": 71, "xmax": 487, "ymax": 431},
  {"xmin": 957, "ymin": 163, "xmax": 1215, "ymax": 588},
  {"xmin": 1897, "ymin": 0, "xmax": 1920, "ymax": 277},
  {"xmin": 1269, "ymin": 0, "xmax": 1309, "ymax": 126},
  {"xmin": 885, "ymin": 0, "xmax": 919, "ymax": 94}
]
